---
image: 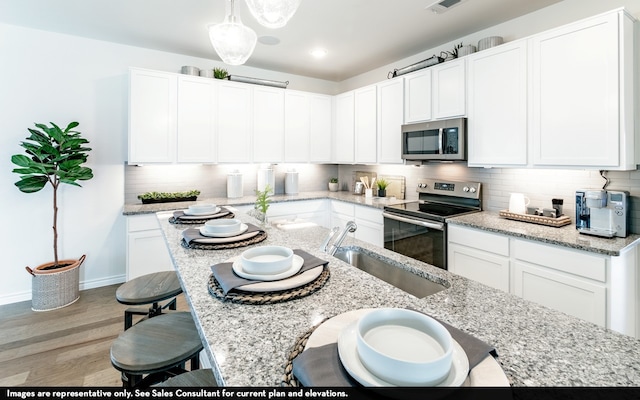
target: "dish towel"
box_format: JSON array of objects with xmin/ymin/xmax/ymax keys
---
[
  {"xmin": 210, "ymin": 249, "xmax": 329, "ymax": 295},
  {"xmin": 173, "ymin": 206, "xmax": 232, "ymax": 221},
  {"xmin": 292, "ymin": 312, "xmax": 497, "ymax": 387},
  {"xmin": 182, "ymin": 223, "xmax": 263, "ymax": 245}
]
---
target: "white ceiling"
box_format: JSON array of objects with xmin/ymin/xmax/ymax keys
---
[{"xmin": 0, "ymin": 0, "xmax": 562, "ymax": 81}]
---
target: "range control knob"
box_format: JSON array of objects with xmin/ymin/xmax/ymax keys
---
[
  {"xmin": 463, "ymin": 186, "xmax": 470, "ymax": 192},
  {"xmin": 469, "ymin": 187, "xmax": 477, "ymax": 193},
  {"xmin": 418, "ymin": 183, "xmax": 427, "ymax": 189}
]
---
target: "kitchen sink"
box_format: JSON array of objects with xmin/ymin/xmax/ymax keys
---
[{"xmin": 332, "ymin": 247, "xmax": 447, "ymax": 298}]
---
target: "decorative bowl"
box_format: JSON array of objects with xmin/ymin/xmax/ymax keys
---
[
  {"xmin": 355, "ymin": 308, "xmax": 453, "ymax": 386},
  {"xmin": 240, "ymin": 246, "xmax": 294, "ymax": 275},
  {"xmin": 478, "ymin": 36, "xmax": 504, "ymax": 51},
  {"xmin": 188, "ymin": 203, "xmax": 216, "ymax": 213},
  {"xmin": 204, "ymin": 218, "xmax": 241, "ymax": 234}
]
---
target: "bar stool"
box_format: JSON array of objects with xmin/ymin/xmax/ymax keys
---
[
  {"xmin": 116, "ymin": 271, "xmax": 183, "ymax": 330},
  {"xmin": 155, "ymin": 369, "xmax": 218, "ymax": 387},
  {"xmin": 110, "ymin": 311, "xmax": 203, "ymax": 388}
]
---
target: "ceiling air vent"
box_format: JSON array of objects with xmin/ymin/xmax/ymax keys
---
[{"xmin": 426, "ymin": 0, "xmax": 466, "ymax": 14}]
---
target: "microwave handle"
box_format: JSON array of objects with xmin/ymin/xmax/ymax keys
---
[{"xmin": 438, "ymin": 128, "xmax": 444, "ymax": 155}]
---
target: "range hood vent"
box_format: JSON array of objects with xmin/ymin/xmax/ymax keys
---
[{"xmin": 426, "ymin": 0, "xmax": 465, "ymax": 14}]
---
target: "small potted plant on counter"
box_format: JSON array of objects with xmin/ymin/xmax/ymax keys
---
[
  {"xmin": 328, "ymin": 177, "xmax": 339, "ymax": 192},
  {"xmin": 376, "ymin": 178, "xmax": 390, "ymax": 197},
  {"xmin": 251, "ymin": 184, "xmax": 271, "ymax": 225},
  {"xmin": 11, "ymin": 121, "xmax": 93, "ymax": 311}
]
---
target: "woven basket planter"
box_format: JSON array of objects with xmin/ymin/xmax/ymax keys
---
[{"xmin": 25, "ymin": 254, "xmax": 86, "ymax": 312}]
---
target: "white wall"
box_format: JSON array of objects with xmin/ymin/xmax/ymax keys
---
[{"xmin": 0, "ymin": 23, "xmax": 337, "ymax": 305}]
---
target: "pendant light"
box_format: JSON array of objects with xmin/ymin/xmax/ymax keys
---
[
  {"xmin": 245, "ymin": 0, "xmax": 302, "ymax": 29},
  {"xmin": 209, "ymin": 0, "xmax": 257, "ymax": 65}
]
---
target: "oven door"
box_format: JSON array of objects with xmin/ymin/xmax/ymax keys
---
[{"xmin": 382, "ymin": 212, "xmax": 446, "ymax": 269}]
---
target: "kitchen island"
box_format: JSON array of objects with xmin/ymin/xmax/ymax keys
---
[{"xmin": 157, "ymin": 209, "xmax": 640, "ymax": 387}]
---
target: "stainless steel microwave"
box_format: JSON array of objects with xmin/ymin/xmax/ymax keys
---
[{"xmin": 401, "ymin": 117, "xmax": 467, "ymax": 161}]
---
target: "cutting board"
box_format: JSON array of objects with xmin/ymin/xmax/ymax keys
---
[{"xmin": 378, "ymin": 175, "xmax": 405, "ymax": 199}]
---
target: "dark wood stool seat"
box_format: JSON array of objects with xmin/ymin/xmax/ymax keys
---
[
  {"xmin": 116, "ymin": 271, "xmax": 183, "ymax": 329},
  {"xmin": 155, "ymin": 368, "xmax": 218, "ymax": 387},
  {"xmin": 110, "ymin": 311, "xmax": 203, "ymax": 388}
]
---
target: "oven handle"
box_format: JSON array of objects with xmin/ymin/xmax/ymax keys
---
[{"xmin": 382, "ymin": 212, "xmax": 444, "ymax": 231}]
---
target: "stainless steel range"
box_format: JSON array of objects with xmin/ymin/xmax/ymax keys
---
[{"xmin": 383, "ymin": 179, "xmax": 482, "ymax": 270}]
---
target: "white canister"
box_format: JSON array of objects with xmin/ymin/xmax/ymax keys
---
[
  {"xmin": 257, "ymin": 166, "xmax": 275, "ymax": 194},
  {"xmin": 508, "ymin": 193, "xmax": 530, "ymax": 214},
  {"xmin": 285, "ymin": 170, "xmax": 299, "ymax": 195},
  {"xmin": 227, "ymin": 171, "xmax": 243, "ymax": 198}
]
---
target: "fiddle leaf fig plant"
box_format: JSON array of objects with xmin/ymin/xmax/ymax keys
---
[{"xmin": 11, "ymin": 121, "xmax": 93, "ymax": 266}]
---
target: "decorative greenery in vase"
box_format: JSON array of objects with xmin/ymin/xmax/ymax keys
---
[
  {"xmin": 11, "ymin": 121, "xmax": 94, "ymax": 267},
  {"xmin": 376, "ymin": 178, "xmax": 390, "ymax": 197},
  {"xmin": 213, "ymin": 67, "xmax": 229, "ymax": 79},
  {"xmin": 137, "ymin": 189, "xmax": 201, "ymax": 204},
  {"xmin": 328, "ymin": 177, "xmax": 339, "ymax": 192},
  {"xmin": 253, "ymin": 184, "xmax": 272, "ymax": 224}
]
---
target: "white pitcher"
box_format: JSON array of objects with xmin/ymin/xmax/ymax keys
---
[{"xmin": 508, "ymin": 193, "xmax": 530, "ymax": 214}]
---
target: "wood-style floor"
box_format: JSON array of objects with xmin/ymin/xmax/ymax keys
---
[{"xmin": 0, "ymin": 284, "xmax": 189, "ymax": 387}]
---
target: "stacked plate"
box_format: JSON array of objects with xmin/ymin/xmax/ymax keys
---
[
  {"xmin": 337, "ymin": 308, "xmax": 469, "ymax": 386},
  {"xmin": 199, "ymin": 218, "xmax": 248, "ymax": 238},
  {"xmin": 185, "ymin": 203, "xmax": 220, "ymax": 216},
  {"xmin": 232, "ymin": 246, "xmax": 304, "ymax": 282}
]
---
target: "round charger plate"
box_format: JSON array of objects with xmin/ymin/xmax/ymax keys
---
[
  {"xmin": 232, "ymin": 255, "xmax": 303, "ymax": 281},
  {"xmin": 199, "ymin": 223, "xmax": 248, "ymax": 238}
]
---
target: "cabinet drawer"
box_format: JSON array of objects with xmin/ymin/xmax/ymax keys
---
[
  {"xmin": 355, "ymin": 205, "xmax": 383, "ymax": 224},
  {"xmin": 331, "ymin": 200, "xmax": 355, "ymax": 216},
  {"xmin": 447, "ymin": 225, "xmax": 509, "ymax": 256},
  {"xmin": 270, "ymin": 199, "xmax": 327, "ymax": 216},
  {"xmin": 127, "ymin": 214, "xmax": 160, "ymax": 232},
  {"xmin": 513, "ymin": 239, "xmax": 606, "ymax": 282}
]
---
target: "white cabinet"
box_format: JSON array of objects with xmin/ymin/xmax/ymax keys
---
[
  {"xmin": 268, "ymin": 200, "xmax": 329, "ymax": 228},
  {"xmin": 404, "ymin": 69, "xmax": 432, "ymax": 123},
  {"xmin": 530, "ymin": 10, "xmax": 635, "ymax": 169},
  {"xmin": 377, "ymin": 78, "xmax": 404, "ymax": 164},
  {"xmin": 126, "ymin": 215, "xmax": 174, "ymax": 281},
  {"xmin": 334, "ymin": 91, "xmax": 355, "ymax": 163},
  {"xmin": 177, "ymin": 75, "xmax": 217, "ymax": 163},
  {"xmin": 284, "ymin": 91, "xmax": 332, "ymax": 163},
  {"xmin": 253, "ymin": 86, "xmax": 285, "ymax": 163},
  {"xmin": 467, "ymin": 40, "xmax": 528, "ymax": 167},
  {"xmin": 354, "ymin": 85, "xmax": 377, "ymax": 163},
  {"xmin": 330, "ymin": 201, "xmax": 383, "ymax": 247},
  {"xmin": 447, "ymin": 225, "xmax": 510, "ymax": 292},
  {"xmin": 432, "ymin": 59, "xmax": 466, "ymax": 119},
  {"xmin": 128, "ymin": 68, "xmax": 177, "ymax": 163},
  {"xmin": 217, "ymin": 81, "xmax": 252, "ymax": 163}
]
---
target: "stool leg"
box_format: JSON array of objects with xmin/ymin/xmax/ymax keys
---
[
  {"xmin": 190, "ymin": 353, "xmax": 200, "ymax": 371},
  {"xmin": 124, "ymin": 311, "xmax": 133, "ymax": 330},
  {"xmin": 166, "ymin": 297, "xmax": 177, "ymax": 311}
]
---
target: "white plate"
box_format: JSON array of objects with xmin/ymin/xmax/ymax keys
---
[
  {"xmin": 183, "ymin": 206, "xmax": 221, "ymax": 216},
  {"xmin": 232, "ymin": 254, "xmax": 304, "ymax": 281},
  {"xmin": 199, "ymin": 223, "xmax": 248, "ymax": 238},
  {"xmin": 337, "ymin": 321, "xmax": 469, "ymax": 387},
  {"xmin": 236, "ymin": 265, "xmax": 324, "ymax": 292}
]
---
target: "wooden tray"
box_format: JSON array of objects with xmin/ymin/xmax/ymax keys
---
[{"xmin": 499, "ymin": 210, "xmax": 572, "ymax": 228}]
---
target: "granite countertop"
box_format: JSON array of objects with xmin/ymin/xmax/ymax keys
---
[
  {"xmin": 448, "ymin": 211, "xmax": 640, "ymax": 256},
  {"xmin": 157, "ymin": 210, "xmax": 640, "ymax": 387},
  {"xmin": 123, "ymin": 190, "xmax": 408, "ymax": 215}
]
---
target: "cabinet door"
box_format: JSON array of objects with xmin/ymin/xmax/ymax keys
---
[
  {"xmin": 354, "ymin": 219, "xmax": 383, "ymax": 248},
  {"xmin": 448, "ymin": 243, "xmax": 510, "ymax": 292},
  {"xmin": 253, "ymin": 86, "xmax": 285, "ymax": 163},
  {"xmin": 531, "ymin": 12, "xmax": 619, "ymax": 167},
  {"xmin": 513, "ymin": 261, "xmax": 606, "ymax": 327},
  {"xmin": 309, "ymin": 94, "xmax": 333, "ymax": 163},
  {"xmin": 404, "ymin": 69, "xmax": 432, "ymax": 123},
  {"xmin": 127, "ymin": 230, "xmax": 174, "ymax": 280},
  {"xmin": 284, "ymin": 91, "xmax": 310, "ymax": 162},
  {"xmin": 467, "ymin": 40, "xmax": 528, "ymax": 166},
  {"xmin": 217, "ymin": 81, "xmax": 252, "ymax": 162},
  {"xmin": 177, "ymin": 76, "xmax": 216, "ymax": 163},
  {"xmin": 432, "ymin": 59, "xmax": 466, "ymax": 119},
  {"xmin": 377, "ymin": 78, "xmax": 404, "ymax": 164},
  {"xmin": 354, "ymin": 86, "xmax": 377, "ymax": 163},
  {"xmin": 128, "ymin": 68, "xmax": 177, "ymax": 163},
  {"xmin": 334, "ymin": 91, "xmax": 355, "ymax": 163}
]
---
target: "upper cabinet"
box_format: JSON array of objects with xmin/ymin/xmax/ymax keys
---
[
  {"xmin": 128, "ymin": 68, "xmax": 177, "ymax": 163},
  {"xmin": 377, "ymin": 78, "xmax": 405, "ymax": 164},
  {"xmin": 431, "ymin": 58, "xmax": 466, "ymax": 119},
  {"xmin": 530, "ymin": 10, "xmax": 636, "ymax": 170},
  {"xmin": 284, "ymin": 91, "xmax": 332, "ymax": 163},
  {"xmin": 308, "ymin": 94, "xmax": 333, "ymax": 163},
  {"xmin": 467, "ymin": 40, "xmax": 528, "ymax": 167},
  {"xmin": 404, "ymin": 69, "xmax": 432, "ymax": 123},
  {"xmin": 252, "ymin": 86, "xmax": 285, "ymax": 163},
  {"xmin": 334, "ymin": 91, "xmax": 355, "ymax": 163},
  {"xmin": 176, "ymin": 75, "xmax": 217, "ymax": 163},
  {"xmin": 217, "ymin": 80, "xmax": 252, "ymax": 163},
  {"xmin": 354, "ymin": 85, "xmax": 378, "ymax": 164}
]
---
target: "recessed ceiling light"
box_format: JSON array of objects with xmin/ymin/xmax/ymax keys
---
[
  {"xmin": 310, "ymin": 48, "xmax": 328, "ymax": 59},
  {"xmin": 258, "ymin": 36, "xmax": 280, "ymax": 45}
]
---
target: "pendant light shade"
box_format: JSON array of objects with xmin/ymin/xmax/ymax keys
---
[
  {"xmin": 245, "ymin": 0, "xmax": 302, "ymax": 29},
  {"xmin": 209, "ymin": 0, "xmax": 257, "ymax": 66}
]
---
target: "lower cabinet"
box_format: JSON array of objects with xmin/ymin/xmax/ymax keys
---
[
  {"xmin": 126, "ymin": 215, "xmax": 174, "ymax": 281},
  {"xmin": 330, "ymin": 201, "xmax": 383, "ymax": 248},
  {"xmin": 447, "ymin": 224, "xmax": 638, "ymax": 336}
]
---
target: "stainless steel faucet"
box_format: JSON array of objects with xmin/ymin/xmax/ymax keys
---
[{"xmin": 321, "ymin": 221, "xmax": 357, "ymax": 255}]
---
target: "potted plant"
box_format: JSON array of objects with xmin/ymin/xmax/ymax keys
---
[
  {"xmin": 214, "ymin": 67, "xmax": 228, "ymax": 79},
  {"xmin": 137, "ymin": 189, "xmax": 201, "ymax": 204},
  {"xmin": 251, "ymin": 184, "xmax": 272, "ymax": 225},
  {"xmin": 328, "ymin": 177, "xmax": 339, "ymax": 192},
  {"xmin": 376, "ymin": 178, "xmax": 390, "ymax": 197},
  {"xmin": 11, "ymin": 121, "xmax": 93, "ymax": 311}
]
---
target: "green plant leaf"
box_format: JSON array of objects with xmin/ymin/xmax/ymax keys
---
[{"xmin": 14, "ymin": 175, "xmax": 48, "ymax": 193}]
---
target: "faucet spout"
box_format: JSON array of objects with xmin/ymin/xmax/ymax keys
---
[{"xmin": 326, "ymin": 221, "xmax": 357, "ymax": 256}]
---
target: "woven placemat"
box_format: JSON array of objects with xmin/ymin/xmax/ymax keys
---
[
  {"xmin": 207, "ymin": 267, "xmax": 330, "ymax": 305},
  {"xmin": 281, "ymin": 317, "xmax": 330, "ymax": 387},
  {"xmin": 181, "ymin": 230, "xmax": 267, "ymax": 250},
  {"xmin": 169, "ymin": 212, "xmax": 236, "ymax": 225}
]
